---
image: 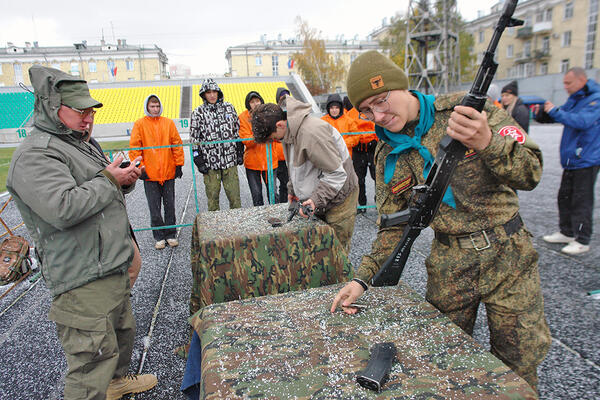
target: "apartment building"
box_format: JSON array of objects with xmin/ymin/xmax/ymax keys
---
[
  {"xmin": 465, "ymin": 0, "xmax": 597, "ymax": 78},
  {"xmin": 0, "ymin": 39, "xmax": 169, "ymax": 87}
]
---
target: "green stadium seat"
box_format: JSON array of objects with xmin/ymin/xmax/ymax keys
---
[{"xmin": 0, "ymin": 92, "xmax": 34, "ymax": 129}]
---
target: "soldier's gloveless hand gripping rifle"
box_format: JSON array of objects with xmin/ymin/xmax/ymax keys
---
[{"xmin": 370, "ymin": 0, "xmax": 523, "ymax": 287}]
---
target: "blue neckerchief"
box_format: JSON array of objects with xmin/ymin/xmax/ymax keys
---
[{"xmin": 375, "ymin": 90, "xmax": 456, "ymax": 209}]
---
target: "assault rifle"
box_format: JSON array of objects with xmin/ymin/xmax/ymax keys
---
[{"xmin": 370, "ymin": 0, "xmax": 523, "ymax": 287}]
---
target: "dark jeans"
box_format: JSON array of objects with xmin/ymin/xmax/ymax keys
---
[
  {"xmin": 144, "ymin": 179, "xmax": 176, "ymax": 241},
  {"xmin": 276, "ymin": 161, "xmax": 289, "ymax": 203},
  {"xmin": 352, "ymin": 149, "xmax": 376, "ymax": 206},
  {"xmin": 246, "ymin": 168, "xmax": 273, "ymax": 206},
  {"xmin": 558, "ymin": 166, "xmax": 599, "ymax": 245}
]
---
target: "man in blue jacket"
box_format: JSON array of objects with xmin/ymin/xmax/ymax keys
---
[{"xmin": 536, "ymin": 67, "xmax": 600, "ymax": 254}]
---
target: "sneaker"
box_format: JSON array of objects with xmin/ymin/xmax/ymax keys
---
[
  {"xmin": 561, "ymin": 241, "xmax": 590, "ymax": 255},
  {"xmin": 167, "ymin": 238, "xmax": 179, "ymax": 247},
  {"xmin": 542, "ymin": 232, "xmax": 575, "ymax": 244},
  {"xmin": 106, "ymin": 373, "xmax": 158, "ymax": 400},
  {"xmin": 357, "ymin": 208, "xmax": 366, "ymax": 215},
  {"xmin": 155, "ymin": 240, "xmax": 166, "ymax": 250}
]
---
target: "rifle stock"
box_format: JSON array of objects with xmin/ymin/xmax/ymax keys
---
[{"xmin": 370, "ymin": 0, "xmax": 523, "ymax": 287}]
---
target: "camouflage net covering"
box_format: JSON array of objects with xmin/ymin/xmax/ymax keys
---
[
  {"xmin": 191, "ymin": 282, "xmax": 537, "ymax": 399},
  {"xmin": 190, "ymin": 203, "xmax": 354, "ymax": 313}
]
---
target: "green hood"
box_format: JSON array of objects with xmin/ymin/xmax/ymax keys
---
[{"xmin": 29, "ymin": 65, "xmax": 87, "ymax": 136}]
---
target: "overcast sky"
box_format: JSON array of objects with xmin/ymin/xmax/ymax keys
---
[{"xmin": 1, "ymin": 0, "xmax": 499, "ymax": 75}]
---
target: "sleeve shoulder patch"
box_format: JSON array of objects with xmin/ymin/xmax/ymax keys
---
[
  {"xmin": 497, "ymin": 125, "xmax": 526, "ymax": 144},
  {"xmin": 391, "ymin": 176, "xmax": 412, "ymax": 194}
]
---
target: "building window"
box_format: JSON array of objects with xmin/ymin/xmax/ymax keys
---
[
  {"xmin": 564, "ymin": 1, "xmax": 574, "ymax": 19},
  {"xmin": 255, "ymin": 55, "xmax": 262, "ymax": 66},
  {"xmin": 542, "ymin": 36, "xmax": 550, "ymax": 52},
  {"xmin": 507, "ymin": 45, "xmax": 514, "ymax": 58},
  {"xmin": 560, "ymin": 59, "xmax": 570, "ymax": 73},
  {"xmin": 545, "ymin": 8, "xmax": 553, "ymax": 21},
  {"xmin": 126, "ymin": 60, "xmax": 134, "ymax": 71},
  {"xmin": 524, "ymin": 41, "xmax": 532, "ymax": 57},
  {"xmin": 13, "ymin": 63, "xmax": 23, "ymax": 84},
  {"xmin": 536, "ymin": 11, "xmax": 544, "ymax": 23},
  {"xmin": 524, "ymin": 16, "xmax": 532, "ymax": 26},
  {"xmin": 478, "ymin": 31, "xmax": 484, "ymax": 43},
  {"xmin": 272, "ymin": 55, "xmax": 279, "ymax": 76},
  {"xmin": 585, "ymin": 0, "xmax": 598, "ymax": 69},
  {"xmin": 256, "ymin": 72, "xmax": 263, "ymax": 77},
  {"xmin": 525, "ymin": 63, "xmax": 535, "ymax": 77},
  {"xmin": 89, "ymin": 62, "xmax": 96, "ymax": 72},
  {"xmin": 540, "ymin": 63, "xmax": 548, "ymax": 75},
  {"xmin": 0, "ymin": 65, "xmax": 3, "ymax": 75},
  {"xmin": 562, "ymin": 31, "xmax": 572, "ymax": 47},
  {"xmin": 70, "ymin": 62, "xmax": 80, "ymax": 76}
]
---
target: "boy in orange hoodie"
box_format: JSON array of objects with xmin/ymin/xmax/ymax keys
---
[
  {"xmin": 344, "ymin": 96, "xmax": 377, "ymax": 213},
  {"xmin": 129, "ymin": 94, "xmax": 184, "ymax": 250},
  {"xmin": 321, "ymin": 93, "xmax": 360, "ymax": 157}
]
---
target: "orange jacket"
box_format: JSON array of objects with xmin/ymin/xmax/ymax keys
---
[
  {"xmin": 321, "ymin": 113, "xmax": 360, "ymax": 157},
  {"xmin": 239, "ymin": 109, "xmax": 279, "ymax": 171},
  {"xmin": 273, "ymin": 141, "xmax": 285, "ymax": 162},
  {"xmin": 129, "ymin": 116, "xmax": 184, "ymax": 184},
  {"xmin": 346, "ymin": 108, "xmax": 378, "ymax": 145}
]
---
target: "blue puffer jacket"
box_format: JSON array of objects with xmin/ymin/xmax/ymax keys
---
[{"xmin": 549, "ymin": 79, "xmax": 600, "ymax": 169}]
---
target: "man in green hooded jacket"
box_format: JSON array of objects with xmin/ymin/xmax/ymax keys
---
[{"xmin": 7, "ymin": 66, "xmax": 157, "ymax": 400}]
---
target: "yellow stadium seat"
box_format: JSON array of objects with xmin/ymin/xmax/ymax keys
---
[{"xmin": 90, "ymin": 86, "xmax": 181, "ymax": 124}]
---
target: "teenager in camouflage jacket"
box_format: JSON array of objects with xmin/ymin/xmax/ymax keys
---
[{"xmin": 331, "ymin": 51, "xmax": 551, "ymax": 392}]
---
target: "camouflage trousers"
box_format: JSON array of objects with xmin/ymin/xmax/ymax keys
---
[
  {"xmin": 323, "ymin": 187, "xmax": 359, "ymax": 253},
  {"xmin": 425, "ymin": 226, "xmax": 551, "ymax": 391},
  {"xmin": 203, "ymin": 166, "xmax": 241, "ymax": 211},
  {"xmin": 48, "ymin": 272, "xmax": 135, "ymax": 400}
]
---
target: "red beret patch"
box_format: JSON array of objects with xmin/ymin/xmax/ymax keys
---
[{"xmin": 498, "ymin": 126, "xmax": 526, "ymax": 144}]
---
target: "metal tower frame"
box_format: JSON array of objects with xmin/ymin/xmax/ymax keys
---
[{"xmin": 404, "ymin": 0, "xmax": 460, "ymax": 94}]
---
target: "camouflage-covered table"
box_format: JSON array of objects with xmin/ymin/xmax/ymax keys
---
[
  {"xmin": 190, "ymin": 202, "xmax": 353, "ymax": 314},
  {"xmin": 191, "ymin": 282, "xmax": 537, "ymax": 400}
]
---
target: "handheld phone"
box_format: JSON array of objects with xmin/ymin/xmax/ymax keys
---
[{"xmin": 119, "ymin": 160, "xmax": 141, "ymax": 168}]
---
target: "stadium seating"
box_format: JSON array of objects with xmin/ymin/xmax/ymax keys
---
[
  {"xmin": 191, "ymin": 82, "xmax": 289, "ymax": 113},
  {"xmin": 0, "ymin": 82, "xmax": 290, "ymax": 129},
  {"xmin": 90, "ymin": 86, "xmax": 181, "ymax": 124},
  {"xmin": 0, "ymin": 92, "xmax": 34, "ymax": 129}
]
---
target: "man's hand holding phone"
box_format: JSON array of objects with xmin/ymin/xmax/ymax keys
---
[{"xmin": 106, "ymin": 155, "xmax": 142, "ymax": 186}]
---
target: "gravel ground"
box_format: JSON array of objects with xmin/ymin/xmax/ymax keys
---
[{"xmin": 0, "ymin": 123, "xmax": 598, "ymax": 399}]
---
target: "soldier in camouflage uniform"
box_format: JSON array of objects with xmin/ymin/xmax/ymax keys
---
[{"xmin": 331, "ymin": 50, "xmax": 551, "ymax": 391}]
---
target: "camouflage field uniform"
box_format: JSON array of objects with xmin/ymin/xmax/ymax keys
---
[{"xmin": 356, "ymin": 93, "xmax": 551, "ymax": 390}]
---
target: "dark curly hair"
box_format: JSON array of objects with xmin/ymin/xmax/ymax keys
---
[{"xmin": 251, "ymin": 103, "xmax": 286, "ymax": 143}]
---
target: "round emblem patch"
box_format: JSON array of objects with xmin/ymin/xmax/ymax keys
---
[{"xmin": 498, "ymin": 126, "xmax": 526, "ymax": 144}]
